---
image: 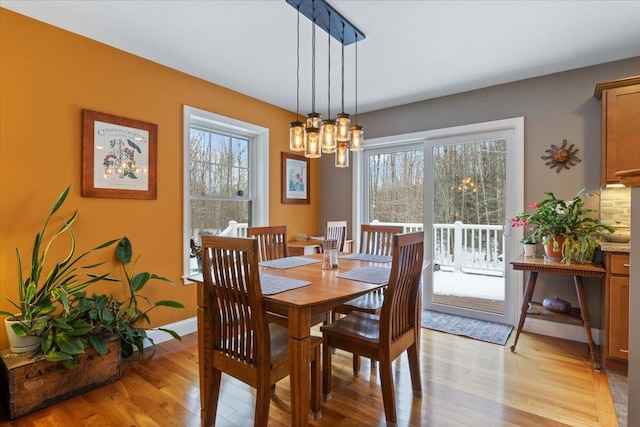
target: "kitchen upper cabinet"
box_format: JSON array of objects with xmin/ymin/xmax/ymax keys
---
[{"xmin": 595, "ymin": 76, "xmax": 640, "ymax": 186}]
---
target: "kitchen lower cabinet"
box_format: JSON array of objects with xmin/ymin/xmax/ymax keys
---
[{"xmin": 603, "ymin": 252, "xmax": 631, "ymax": 371}]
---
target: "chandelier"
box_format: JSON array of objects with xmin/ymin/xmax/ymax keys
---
[{"xmin": 287, "ymin": 0, "xmax": 365, "ymax": 168}]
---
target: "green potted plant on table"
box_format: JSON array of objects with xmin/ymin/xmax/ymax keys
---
[
  {"xmin": 512, "ymin": 187, "xmax": 614, "ymax": 264},
  {"xmin": 521, "ymin": 234, "xmax": 537, "ymax": 257},
  {"xmin": 0, "ymin": 185, "xmax": 118, "ymax": 353}
]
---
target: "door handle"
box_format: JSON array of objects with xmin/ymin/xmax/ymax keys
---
[{"xmin": 503, "ymin": 218, "xmax": 511, "ymax": 237}]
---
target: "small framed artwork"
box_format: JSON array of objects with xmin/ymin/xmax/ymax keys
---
[
  {"xmin": 281, "ymin": 152, "xmax": 310, "ymax": 204},
  {"xmin": 82, "ymin": 109, "xmax": 158, "ymax": 199}
]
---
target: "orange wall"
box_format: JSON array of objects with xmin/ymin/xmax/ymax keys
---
[{"xmin": 0, "ymin": 9, "xmax": 319, "ymax": 348}]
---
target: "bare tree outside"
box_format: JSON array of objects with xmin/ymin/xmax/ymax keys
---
[
  {"xmin": 367, "ymin": 141, "xmax": 506, "ymax": 226},
  {"xmin": 368, "ymin": 149, "xmax": 424, "ymax": 223},
  {"xmin": 432, "ymin": 140, "xmax": 507, "ymax": 226},
  {"xmin": 189, "ymin": 128, "xmax": 250, "ymax": 247}
]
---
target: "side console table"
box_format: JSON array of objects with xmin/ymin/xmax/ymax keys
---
[
  {"xmin": 510, "ymin": 256, "xmax": 606, "ymax": 370},
  {"xmin": 288, "ymin": 240, "xmax": 322, "ymax": 256}
]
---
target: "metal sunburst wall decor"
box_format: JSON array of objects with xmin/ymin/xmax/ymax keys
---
[{"xmin": 541, "ymin": 139, "xmax": 581, "ymax": 173}]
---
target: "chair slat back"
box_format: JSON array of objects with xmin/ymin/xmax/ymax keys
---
[
  {"xmin": 379, "ymin": 232, "xmax": 424, "ymax": 344},
  {"xmin": 248, "ymin": 225, "xmax": 289, "ymax": 261},
  {"xmin": 326, "ymin": 221, "xmax": 347, "ymax": 252},
  {"xmin": 359, "ymin": 224, "xmax": 404, "ymax": 256},
  {"xmin": 201, "ymin": 235, "xmax": 269, "ymax": 367}
]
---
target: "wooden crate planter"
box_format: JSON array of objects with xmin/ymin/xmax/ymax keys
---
[{"xmin": 0, "ymin": 338, "xmax": 121, "ymax": 419}]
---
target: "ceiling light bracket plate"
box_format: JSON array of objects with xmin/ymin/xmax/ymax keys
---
[{"xmin": 286, "ymin": 0, "xmax": 365, "ymax": 45}]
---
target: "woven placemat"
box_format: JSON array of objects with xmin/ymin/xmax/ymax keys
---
[
  {"xmin": 259, "ymin": 257, "xmax": 321, "ymax": 269},
  {"xmin": 259, "ymin": 273, "xmax": 311, "ymax": 295},
  {"xmin": 336, "ymin": 266, "xmax": 391, "ymax": 284},
  {"xmin": 338, "ymin": 253, "xmax": 392, "ymax": 263}
]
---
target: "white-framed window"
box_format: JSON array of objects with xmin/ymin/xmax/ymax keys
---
[{"xmin": 183, "ymin": 106, "xmax": 269, "ymax": 281}]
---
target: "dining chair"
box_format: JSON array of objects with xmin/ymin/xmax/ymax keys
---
[
  {"xmin": 334, "ymin": 224, "xmax": 404, "ymax": 375},
  {"xmin": 248, "ymin": 225, "xmax": 289, "ymax": 261},
  {"xmin": 248, "ymin": 225, "xmax": 328, "ymax": 332},
  {"xmin": 198, "ymin": 235, "xmax": 322, "ymax": 426},
  {"xmin": 320, "ymin": 231, "xmax": 424, "ymax": 426},
  {"xmin": 359, "ymin": 223, "xmax": 404, "ymax": 256},
  {"xmin": 325, "ymin": 220, "xmax": 347, "ymax": 252}
]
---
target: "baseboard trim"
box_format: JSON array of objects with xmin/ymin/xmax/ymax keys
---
[
  {"xmin": 523, "ymin": 317, "xmax": 600, "ymax": 346},
  {"xmin": 144, "ymin": 315, "xmax": 598, "ymax": 348},
  {"xmin": 145, "ymin": 316, "xmax": 198, "ymax": 348}
]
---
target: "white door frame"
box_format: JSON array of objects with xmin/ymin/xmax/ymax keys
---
[{"xmin": 354, "ymin": 117, "xmax": 524, "ymax": 326}]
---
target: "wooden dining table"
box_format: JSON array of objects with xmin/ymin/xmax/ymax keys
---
[{"xmin": 194, "ymin": 254, "xmax": 389, "ymax": 426}]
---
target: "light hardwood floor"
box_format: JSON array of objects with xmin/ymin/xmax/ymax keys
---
[{"xmin": 0, "ymin": 328, "xmax": 618, "ymax": 426}]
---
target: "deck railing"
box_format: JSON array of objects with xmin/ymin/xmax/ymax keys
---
[
  {"xmin": 193, "ymin": 221, "xmax": 248, "ymax": 243},
  {"xmin": 218, "ymin": 220, "xmax": 249, "ymax": 237},
  {"xmin": 371, "ymin": 220, "xmax": 505, "ymax": 275},
  {"xmin": 210, "ymin": 219, "xmax": 504, "ymax": 275}
]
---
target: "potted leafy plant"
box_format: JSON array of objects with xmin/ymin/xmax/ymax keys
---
[
  {"xmin": 0, "ymin": 185, "xmax": 118, "ymax": 352},
  {"xmin": 521, "ymin": 235, "xmax": 537, "ymax": 257},
  {"xmin": 512, "ymin": 187, "xmax": 614, "ymax": 264},
  {"xmin": 40, "ymin": 236, "xmax": 185, "ymax": 368}
]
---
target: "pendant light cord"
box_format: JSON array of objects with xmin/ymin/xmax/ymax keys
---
[
  {"xmin": 327, "ymin": 11, "xmax": 331, "ymax": 118},
  {"xmin": 354, "ymin": 31, "xmax": 358, "ymax": 124},
  {"xmin": 341, "ymin": 23, "xmax": 345, "ymax": 113},
  {"xmin": 311, "ymin": 1, "xmax": 316, "ymax": 114},
  {"xmin": 295, "ymin": 6, "xmax": 300, "ymax": 119}
]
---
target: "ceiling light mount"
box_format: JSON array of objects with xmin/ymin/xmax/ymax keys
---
[{"xmin": 286, "ymin": 0, "xmax": 365, "ymax": 45}]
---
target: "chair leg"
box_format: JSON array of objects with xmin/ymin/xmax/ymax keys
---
[
  {"xmin": 352, "ymin": 354, "xmax": 361, "ymax": 377},
  {"xmin": 311, "ymin": 344, "xmax": 322, "ymax": 420},
  {"xmin": 407, "ymin": 344, "xmax": 422, "ymax": 398},
  {"xmin": 254, "ymin": 382, "xmax": 271, "ymax": 427},
  {"xmin": 322, "ymin": 340, "xmax": 332, "ymax": 401},
  {"xmin": 378, "ymin": 356, "xmax": 398, "ymax": 426},
  {"xmin": 202, "ymin": 368, "xmax": 221, "ymax": 427}
]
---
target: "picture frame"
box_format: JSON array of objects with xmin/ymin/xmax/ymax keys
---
[
  {"xmin": 281, "ymin": 152, "xmax": 310, "ymax": 204},
  {"xmin": 82, "ymin": 109, "xmax": 158, "ymax": 199}
]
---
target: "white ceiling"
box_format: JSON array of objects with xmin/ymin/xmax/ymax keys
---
[{"xmin": 2, "ymin": 0, "xmax": 640, "ymax": 115}]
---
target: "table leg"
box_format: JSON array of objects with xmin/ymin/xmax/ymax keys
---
[
  {"xmin": 288, "ymin": 307, "xmax": 311, "ymax": 427},
  {"xmin": 511, "ymin": 271, "xmax": 538, "ymax": 352},
  {"xmin": 573, "ymin": 275, "xmax": 600, "ymax": 371}
]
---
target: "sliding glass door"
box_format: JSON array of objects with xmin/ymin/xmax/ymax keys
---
[
  {"xmin": 423, "ymin": 121, "xmax": 522, "ymax": 324},
  {"xmin": 356, "ymin": 118, "xmax": 523, "ymax": 325}
]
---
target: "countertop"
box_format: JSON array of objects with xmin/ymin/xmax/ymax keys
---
[{"xmin": 599, "ymin": 241, "xmax": 631, "ymax": 253}]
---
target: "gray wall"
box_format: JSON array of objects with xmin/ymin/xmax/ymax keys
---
[{"xmin": 319, "ymin": 55, "xmax": 640, "ymax": 328}]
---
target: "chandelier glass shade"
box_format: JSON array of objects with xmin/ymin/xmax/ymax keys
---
[
  {"xmin": 289, "ymin": 120, "xmax": 305, "ymax": 152},
  {"xmin": 305, "ymin": 126, "xmax": 321, "ymax": 158},
  {"xmin": 349, "ymin": 125, "xmax": 363, "ymax": 151},
  {"xmin": 335, "ymin": 142, "xmax": 349, "ymax": 168},
  {"xmin": 335, "ymin": 113, "xmax": 351, "ymax": 142},
  {"xmin": 320, "ymin": 119, "xmax": 337, "ymax": 153}
]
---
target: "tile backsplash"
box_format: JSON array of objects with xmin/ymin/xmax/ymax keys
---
[{"xmin": 600, "ymin": 187, "xmax": 631, "ymax": 225}]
